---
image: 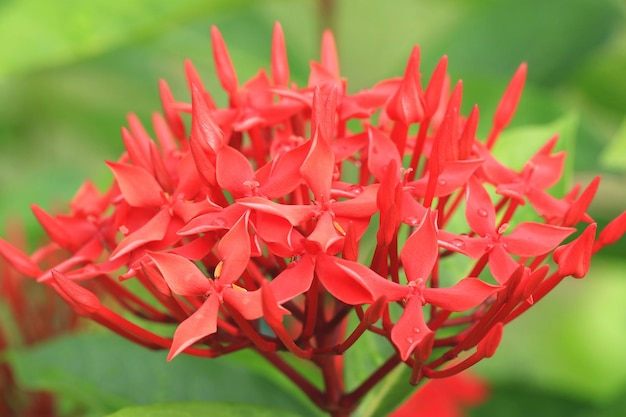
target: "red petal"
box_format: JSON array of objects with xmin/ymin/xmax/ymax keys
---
[
  {"xmin": 303, "ymin": 91, "xmax": 336, "ymax": 202},
  {"xmin": 503, "ymin": 222, "xmax": 575, "ymax": 257},
  {"xmin": 331, "ymin": 184, "xmax": 380, "ymax": 218},
  {"xmin": 238, "ymin": 197, "xmax": 315, "ymax": 226},
  {"xmin": 270, "ymin": 254, "xmax": 315, "ymax": 303},
  {"xmin": 391, "ymin": 297, "xmax": 434, "ymax": 361},
  {"xmin": 125, "ymin": 114, "xmax": 154, "ymax": 173},
  {"xmin": 257, "ymin": 140, "xmax": 308, "ymax": 198},
  {"xmin": 223, "ymin": 287, "xmax": 263, "ymax": 320},
  {"xmin": 51, "ymin": 269, "xmax": 102, "ymax": 316},
  {"xmin": 401, "ymin": 211, "xmax": 438, "ymax": 283},
  {"xmin": 595, "ymin": 210, "xmax": 626, "ymax": 251},
  {"xmin": 386, "ymin": 46, "xmax": 425, "ymax": 124},
  {"xmin": 31, "ymin": 205, "xmax": 97, "ymax": 251},
  {"xmin": 178, "ymin": 204, "xmax": 247, "ymax": 235},
  {"xmin": 487, "ymin": 244, "xmax": 521, "ymax": 284},
  {"xmin": 149, "ymin": 251, "xmax": 211, "ymax": 296},
  {"xmin": 168, "ymin": 294, "xmax": 220, "ymax": 360},
  {"xmin": 110, "ymin": 209, "xmax": 171, "ymax": 260},
  {"xmin": 465, "ymin": 177, "xmax": 496, "ymax": 237},
  {"xmin": 0, "ymin": 238, "xmax": 42, "ymax": 277},
  {"xmin": 210, "ymin": 26, "xmax": 238, "ymax": 95},
  {"xmin": 306, "ymin": 212, "xmax": 344, "ymax": 253},
  {"xmin": 493, "ymin": 63, "xmax": 527, "ymax": 132},
  {"xmin": 424, "ymin": 55, "xmax": 448, "ymax": 118},
  {"xmin": 190, "ymin": 82, "xmax": 225, "ymax": 154},
  {"xmin": 409, "ymin": 159, "xmax": 483, "ymax": 198},
  {"xmin": 367, "ymin": 126, "xmax": 401, "ymax": 182},
  {"xmin": 527, "ymin": 152, "xmax": 566, "ymax": 191},
  {"xmin": 320, "ymin": 30, "xmax": 340, "ymax": 80},
  {"xmin": 271, "ymin": 22, "xmax": 289, "ymax": 86},
  {"xmin": 159, "ymin": 79, "xmax": 186, "ymax": 141},
  {"xmin": 216, "ymin": 146, "xmax": 256, "ymax": 198},
  {"xmin": 316, "ymin": 253, "xmax": 406, "ymax": 305},
  {"xmin": 553, "ymin": 223, "xmax": 597, "ymax": 279},
  {"xmin": 477, "ymin": 322, "xmax": 503, "ymax": 358},
  {"xmin": 217, "ymin": 211, "xmax": 251, "ymax": 285},
  {"xmin": 107, "ymin": 161, "xmax": 163, "ymax": 207},
  {"xmin": 423, "ymin": 278, "xmax": 501, "ymax": 311}
]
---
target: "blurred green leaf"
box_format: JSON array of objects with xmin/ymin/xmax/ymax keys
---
[
  {"xmin": 355, "ymin": 364, "xmax": 414, "ymax": 417},
  {"xmin": 469, "ymin": 382, "xmax": 625, "ymax": 417},
  {"xmin": 600, "ymin": 116, "xmax": 626, "ymax": 171},
  {"xmin": 105, "ymin": 402, "xmax": 305, "ymax": 417},
  {"xmin": 475, "ymin": 259, "xmax": 626, "ymax": 404},
  {"xmin": 0, "ymin": 0, "xmax": 247, "ymax": 77},
  {"xmin": 8, "ymin": 332, "xmax": 320, "ymax": 416},
  {"xmin": 432, "ymin": 0, "xmax": 622, "ymax": 86}
]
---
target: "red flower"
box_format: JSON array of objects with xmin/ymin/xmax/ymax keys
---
[{"xmin": 1, "ymin": 23, "xmax": 625, "ymax": 417}]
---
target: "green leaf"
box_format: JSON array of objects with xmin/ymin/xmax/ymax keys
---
[
  {"xmin": 474, "ymin": 259, "xmax": 626, "ymax": 404},
  {"xmin": 7, "ymin": 332, "xmax": 320, "ymax": 416},
  {"xmin": 355, "ymin": 364, "xmax": 414, "ymax": 417},
  {"xmin": 105, "ymin": 401, "xmax": 305, "ymax": 417},
  {"xmin": 600, "ymin": 116, "xmax": 626, "ymax": 172},
  {"xmin": 0, "ymin": 0, "xmax": 247, "ymax": 77}
]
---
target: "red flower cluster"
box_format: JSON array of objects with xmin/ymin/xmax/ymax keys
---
[{"xmin": 1, "ymin": 23, "xmax": 625, "ymax": 416}]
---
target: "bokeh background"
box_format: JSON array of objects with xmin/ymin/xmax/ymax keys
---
[{"xmin": 1, "ymin": 0, "xmax": 625, "ymax": 415}]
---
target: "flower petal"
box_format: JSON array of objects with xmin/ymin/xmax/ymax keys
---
[
  {"xmin": 149, "ymin": 251, "xmax": 211, "ymax": 296},
  {"xmin": 110, "ymin": 209, "xmax": 171, "ymax": 260},
  {"xmin": 503, "ymin": 222, "xmax": 575, "ymax": 257},
  {"xmin": 223, "ymin": 287, "xmax": 263, "ymax": 320},
  {"xmin": 553, "ymin": 223, "xmax": 597, "ymax": 279},
  {"xmin": 401, "ymin": 211, "xmax": 438, "ymax": 283},
  {"xmin": 465, "ymin": 177, "xmax": 496, "ymax": 237},
  {"xmin": 391, "ymin": 297, "xmax": 434, "ymax": 361},
  {"xmin": 168, "ymin": 294, "xmax": 220, "ymax": 360},
  {"xmin": 316, "ymin": 253, "xmax": 405, "ymax": 305},
  {"xmin": 217, "ymin": 211, "xmax": 251, "ymax": 285},
  {"xmin": 270, "ymin": 254, "xmax": 316, "ymax": 303},
  {"xmin": 216, "ymin": 146, "xmax": 256, "ymax": 198},
  {"xmin": 106, "ymin": 161, "xmax": 163, "ymax": 207},
  {"xmin": 423, "ymin": 278, "xmax": 501, "ymax": 311}
]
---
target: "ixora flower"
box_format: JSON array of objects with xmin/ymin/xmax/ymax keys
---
[{"xmin": 1, "ymin": 23, "xmax": 625, "ymax": 417}]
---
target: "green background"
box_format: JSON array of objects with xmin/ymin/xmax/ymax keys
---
[{"xmin": 1, "ymin": 0, "xmax": 625, "ymax": 415}]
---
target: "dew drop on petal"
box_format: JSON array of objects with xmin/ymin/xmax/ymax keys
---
[
  {"xmin": 403, "ymin": 216, "xmax": 420, "ymax": 226},
  {"xmin": 412, "ymin": 327, "xmax": 421, "ymax": 334},
  {"xmin": 347, "ymin": 184, "xmax": 363, "ymax": 195},
  {"xmin": 214, "ymin": 217, "xmax": 227, "ymax": 227},
  {"xmin": 477, "ymin": 208, "xmax": 489, "ymax": 218},
  {"xmin": 452, "ymin": 239, "xmax": 466, "ymax": 249},
  {"xmin": 437, "ymin": 178, "xmax": 447, "ymax": 186},
  {"xmin": 406, "ymin": 336, "xmax": 414, "ymax": 344}
]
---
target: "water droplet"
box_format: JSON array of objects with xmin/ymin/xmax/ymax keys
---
[
  {"xmin": 406, "ymin": 337, "xmax": 414, "ymax": 344},
  {"xmin": 477, "ymin": 208, "xmax": 489, "ymax": 218},
  {"xmin": 347, "ymin": 184, "xmax": 363, "ymax": 195},
  {"xmin": 437, "ymin": 178, "xmax": 447, "ymax": 186},
  {"xmin": 452, "ymin": 239, "xmax": 466, "ymax": 249},
  {"xmin": 214, "ymin": 218, "xmax": 227, "ymax": 227},
  {"xmin": 412, "ymin": 327, "xmax": 421, "ymax": 334},
  {"xmin": 403, "ymin": 216, "xmax": 420, "ymax": 226}
]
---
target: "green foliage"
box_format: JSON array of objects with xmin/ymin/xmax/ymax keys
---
[
  {"xmin": 8, "ymin": 333, "xmax": 320, "ymax": 416},
  {"xmin": 0, "ymin": 0, "xmax": 247, "ymax": 77},
  {"xmin": 105, "ymin": 402, "xmax": 304, "ymax": 417}
]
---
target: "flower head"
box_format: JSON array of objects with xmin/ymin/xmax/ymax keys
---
[{"xmin": 1, "ymin": 23, "xmax": 625, "ymax": 416}]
